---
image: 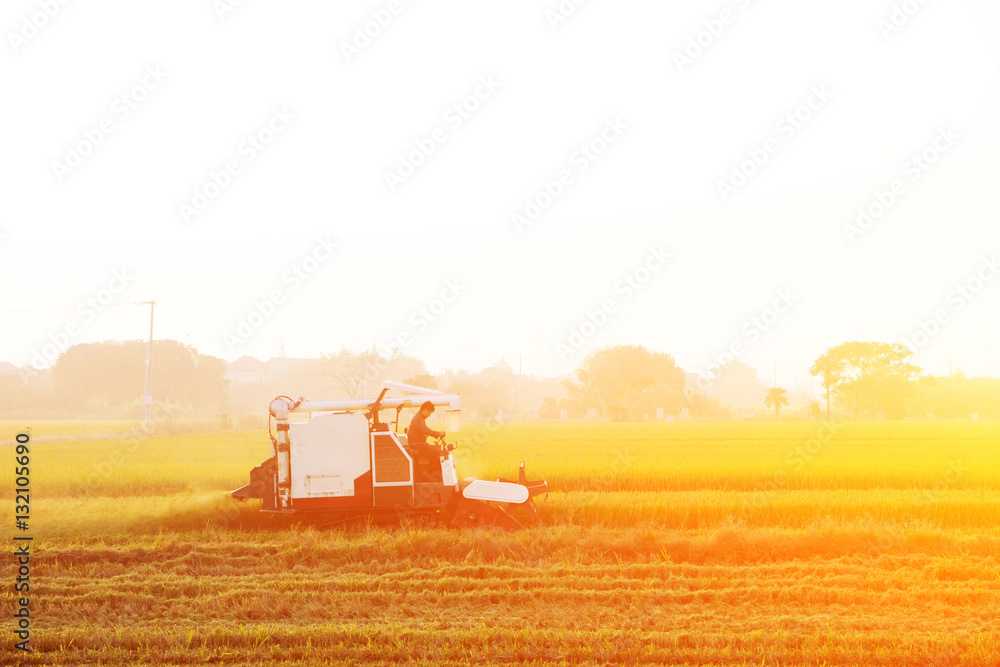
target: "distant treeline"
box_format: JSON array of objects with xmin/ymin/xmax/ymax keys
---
[{"xmin": 0, "ymin": 340, "xmax": 996, "ymax": 421}]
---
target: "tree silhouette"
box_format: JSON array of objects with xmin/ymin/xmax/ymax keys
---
[
  {"xmin": 566, "ymin": 345, "xmax": 685, "ymax": 421},
  {"xmin": 809, "ymin": 352, "xmax": 843, "ymax": 420},
  {"xmin": 812, "ymin": 342, "xmax": 921, "ymax": 419},
  {"xmin": 51, "ymin": 339, "xmax": 226, "ymax": 416},
  {"xmin": 319, "ymin": 348, "xmax": 381, "ymax": 397},
  {"xmin": 764, "ymin": 387, "xmax": 790, "ymax": 420},
  {"xmin": 319, "ymin": 347, "xmax": 427, "ymax": 397}
]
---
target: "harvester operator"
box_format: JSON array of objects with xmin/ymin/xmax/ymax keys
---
[{"xmin": 407, "ymin": 400, "xmax": 445, "ymax": 457}]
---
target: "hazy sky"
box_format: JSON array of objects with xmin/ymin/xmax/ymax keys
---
[{"xmin": 3, "ymin": 0, "xmax": 999, "ymax": 394}]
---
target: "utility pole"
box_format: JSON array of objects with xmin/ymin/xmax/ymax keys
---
[
  {"xmin": 947, "ymin": 358, "xmax": 956, "ymax": 377},
  {"xmin": 142, "ymin": 301, "xmax": 155, "ymax": 427}
]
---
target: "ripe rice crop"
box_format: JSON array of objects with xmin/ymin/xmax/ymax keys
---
[{"xmin": 3, "ymin": 420, "xmax": 999, "ymax": 665}]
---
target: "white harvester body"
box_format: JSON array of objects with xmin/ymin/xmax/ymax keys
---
[{"xmin": 232, "ymin": 382, "xmax": 546, "ymax": 529}]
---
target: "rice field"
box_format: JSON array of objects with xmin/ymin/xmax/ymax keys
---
[{"xmin": 2, "ymin": 420, "xmax": 999, "ymax": 665}]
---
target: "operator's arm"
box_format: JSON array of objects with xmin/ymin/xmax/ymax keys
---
[{"xmin": 410, "ymin": 414, "xmax": 444, "ymax": 440}]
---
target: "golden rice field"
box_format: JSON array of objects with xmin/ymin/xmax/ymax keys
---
[{"xmin": 2, "ymin": 420, "xmax": 1000, "ymax": 665}]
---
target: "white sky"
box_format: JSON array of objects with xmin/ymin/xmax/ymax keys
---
[{"xmin": 2, "ymin": 0, "xmax": 999, "ymax": 394}]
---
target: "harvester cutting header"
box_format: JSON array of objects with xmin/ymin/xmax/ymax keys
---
[{"xmin": 232, "ymin": 381, "xmax": 546, "ymax": 530}]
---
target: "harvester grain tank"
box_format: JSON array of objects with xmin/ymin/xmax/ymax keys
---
[{"xmin": 231, "ymin": 382, "xmax": 546, "ymax": 529}]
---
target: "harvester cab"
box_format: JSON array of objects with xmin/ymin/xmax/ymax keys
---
[{"xmin": 231, "ymin": 381, "xmax": 547, "ymax": 530}]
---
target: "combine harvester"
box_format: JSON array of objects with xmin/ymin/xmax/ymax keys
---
[{"xmin": 231, "ymin": 381, "xmax": 547, "ymax": 530}]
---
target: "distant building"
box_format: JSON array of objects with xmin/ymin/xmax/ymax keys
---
[
  {"xmin": 224, "ymin": 356, "xmax": 311, "ymax": 385},
  {"xmin": 684, "ymin": 360, "xmax": 768, "ymax": 410},
  {"xmin": 684, "ymin": 371, "xmax": 707, "ymax": 392},
  {"xmin": 224, "ymin": 356, "xmax": 317, "ymax": 414},
  {"xmin": 712, "ymin": 361, "xmax": 767, "ymax": 409},
  {"xmin": 490, "ymin": 357, "xmax": 513, "ymax": 373},
  {"xmin": 225, "ymin": 356, "xmax": 270, "ymax": 384},
  {"xmin": 265, "ymin": 356, "xmax": 311, "ymax": 377},
  {"xmin": 684, "ymin": 361, "xmax": 812, "ymax": 412}
]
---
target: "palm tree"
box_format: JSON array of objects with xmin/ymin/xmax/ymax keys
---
[{"xmin": 764, "ymin": 387, "xmax": 790, "ymax": 420}]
